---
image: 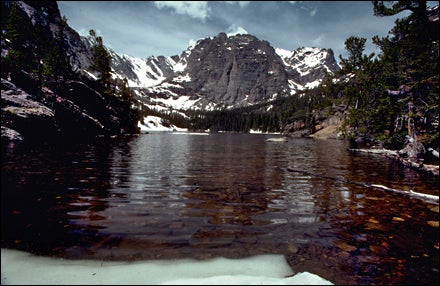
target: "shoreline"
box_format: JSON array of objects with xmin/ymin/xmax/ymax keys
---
[{"xmin": 348, "ymin": 148, "xmax": 439, "ymax": 177}]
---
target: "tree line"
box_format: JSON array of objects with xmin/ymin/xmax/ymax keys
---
[
  {"xmin": 326, "ymin": 1, "xmax": 439, "ymax": 149},
  {"xmin": 3, "ymin": 1, "xmax": 437, "ymax": 148}
]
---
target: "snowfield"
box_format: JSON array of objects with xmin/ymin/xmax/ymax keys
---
[
  {"xmin": 137, "ymin": 116, "xmax": 188, "ymax": 132},
  {"xmin": 1, "ymin": 248, "xmax": 333, "ymax": 285}
]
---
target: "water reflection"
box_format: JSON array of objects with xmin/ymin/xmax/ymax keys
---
[
  {"xmin": 1, "ymin": 133, "xmax": 438, "ymax": 284},
  {"xmin": 1, "ymin": 139, "xmax": 118, "ymax": 256}
]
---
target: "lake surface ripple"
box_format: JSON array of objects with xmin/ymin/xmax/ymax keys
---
[{"xmin": 1, "ymin": 133, "xmax": 438, "ymax": 285}]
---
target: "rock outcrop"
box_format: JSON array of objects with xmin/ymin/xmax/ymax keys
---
[
  {"xmin": 282, "ymin": 105, "xmax": 349, "ymax": 139},
  {"xmin": 1, "ymin": 77, "xmax": 58, "ymax": 142},
  {"xmin": 1, "ymin": 1, "xmax": 140, "ymax": 143},
  {"xmin": 182, "ymin": 33, "xmax": 289, "ymax": 108},
  {"xmin": 1, "ymin": 72, "xmax": 140, "ymax": 143},
  {"xmin": 111, "ymin": 33, "xmax": 340, "ymax": 111}
]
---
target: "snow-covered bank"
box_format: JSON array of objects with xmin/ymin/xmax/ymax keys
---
[
  {"xmin": 137, "ymin": 116, "xmax": 188, "ymax": 132},
  {"xmin": 1, "ymin": 248, "xmax": 333, "ymax": 285}
]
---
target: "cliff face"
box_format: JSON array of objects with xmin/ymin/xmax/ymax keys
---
[
  {"xmin": 1, "ymin": 0, "xmax": 342, "ymax": 142},
  {"xmin": 129, "ymin": 33, "xmax": 340, "ymax": 111},
  {"xmin": 1, "ymin": 1, "xmax": 93, "ymax": 73},
  {"xmin": 182, "ymin": 33, "xmax": 289, "ymax": 108},
  {"xmin": 1, "ymin": 1, "xmax": 140, "ymax": 143}
]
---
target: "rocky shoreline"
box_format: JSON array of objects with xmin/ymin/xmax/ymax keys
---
[
  {"xmin": 281, "ymin": 104, "xmax": 439, "ymax": 178},
  {"xmin": 348, "ymin": 148, "xmax": 439, "ymax": 177}
]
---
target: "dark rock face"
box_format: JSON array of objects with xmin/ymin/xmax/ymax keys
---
[
  {"xmin": 1, "ymin": 78, "xmax": 58, "ymax": 142},
  {"xmin": 1, "ymin": 1, "xmax": 93, "ymax": 73},
  {"xmin": 66, "ymin": 33, "xmax": 93, "ymax": 73},
  {"xmin": 1, "ymin": 1, "xmax": 140, "ymax": 143},
  {"xmin": 179, "ymin": 33, "xmax": 289, "ymax": 108},
  {"xmin": 1, "ymin": 74, "xmax": 140, "ymax": 142},
  {"xmin": 134, "ymin": 33, "xmax": 341, "ymax": 111}
]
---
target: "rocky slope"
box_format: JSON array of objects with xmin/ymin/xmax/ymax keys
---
[
  {"xmin": 1, "ymin": 72, "xmax": 140, "ymax": 143},
  {"xmin": 1, "ymin": 0, "xmax": 342, "ymax": 142},
  {"xmin": 1, "ymin": 1, "xmax": 140, "ymax": 143},
  {"xmin": 282, "ymin": 104, "xmax": 349, "ymax": 139},
  {"xmin": 3, "ymin": 2, "xmax": 340, "ymax": 113},
  {"xmin": 110, "ymin": 33, "xmax": 340, "ymax": 111}
]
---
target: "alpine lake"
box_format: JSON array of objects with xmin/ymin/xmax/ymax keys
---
[{"xmin": 1, "ymin": 132, "xmax": 439, "ymax": 285}]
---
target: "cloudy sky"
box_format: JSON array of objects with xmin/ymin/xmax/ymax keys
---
[{"xmin": 57, "ymin": 1, "xmax": 422, "ymax": 61}]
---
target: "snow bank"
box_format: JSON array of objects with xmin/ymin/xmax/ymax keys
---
[
  {"xmin": 1, "ymin": 248, "xmax": 333, "ymax": 285},
  {"xmin": 249, "ymin": 129, "xmax": 281, "ymax": 135},
  {"xmin": 137, "ymin": 116, "xmax": 187, "ymax": 132}
]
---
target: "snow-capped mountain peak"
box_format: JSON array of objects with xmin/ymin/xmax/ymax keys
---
[
  {"xmin": 107, "ymin": 32, "xmax": 340, "ymax": 111},
  {"xmin": 110, "ymin": 51, "xmax": 181, "ymax": 88},
  {"xmin": 276, "ymin": 46, "xmax": 340, "ymax": 90}
]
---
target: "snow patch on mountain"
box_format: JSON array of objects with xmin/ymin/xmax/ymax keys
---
[
  {"xmin": 226, "ymin": 25, "xmax": 249, "ymax": 37},
  {"xmin": 293, "ymin": 48, "xmax": 329, "ymax": 76},
  {"xmin": 137, "ymin": 116, "xmax": 187, "ymax": 132},
  {"xmin": 173, "ymin": 73, "xmax": 192, "ymax": 83},
  {"xmin": 109, "ymin": 34, "xmax": 340, "ymax": 111},
  {"xmin": 305, "ymin": 81, "xmax": 322, "ymax": 89},
  {"xmin": 151, "ymin": 95, "xmax": 200, "ymax": 110},
  {"xmin": 275, "ymin": 48, "xmax": 295, "ymax": 64},
  {"xmin": 276, "ymin": 47, "xmax": 331, "ymax": 76},
  {"xmin": 288, "ymin": 80, "xmax": 303, "ymax": 95},
  {"xmin": 173, "ymin": 39, "xmax": 199, "ymax": 73},
  {"xmin": 112, "ymin": 54, "xmax": 165, "ymax": 88}
]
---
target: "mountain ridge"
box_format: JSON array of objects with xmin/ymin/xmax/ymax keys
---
[
  {"xmin": 106, "ymin": 32, "xmax": 340, "ymax": 111},
  {"xmin": 1, "ymin": 0, "xmax": 341, "ymax": 140}
]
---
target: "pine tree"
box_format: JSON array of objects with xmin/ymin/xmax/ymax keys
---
[
  {"xmin": 372, "ymin": 1, "xmax": 439, "ymax": 147},
  {"xmin": 2, "ymin": 2, "xmax": 36, "ymax": 78},
  {"xmin": 88, "ymin": 29, "xmax": 112, "ymax": 90},
  {"xmin": 42, "ymin": 16, "xmax": 71, "ymax": 80},
  {"xmin": 119, "ymin": 77, "xmax": 132, "ymax": 103}
]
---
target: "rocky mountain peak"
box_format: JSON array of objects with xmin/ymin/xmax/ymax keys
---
[
  {"xmin": 2, "ymin": 1, "xmax": 341, "ymax": 113},
  {"xmin": 179, "ymin": 32, "xmax": 288, "ymax": 108},
  {"xmin": 277, "ymin": 46, "xmax": 340, "ymax": 89},
  {"xmin": 133, "ymin": 32, "xmax": 340, "ymax": 111}
]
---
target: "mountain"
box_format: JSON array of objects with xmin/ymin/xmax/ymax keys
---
[
  {"xmin": 1, "ymin": 1, "xmax": 140, "ymax": 142},
  {"xmin": 276, "ymin": 47, "xmax": 340, "ymax": 90},
  {"xmin": 108, "ymin": 33, "xmax": 340, "ymax": 111},
  {"xmin": 1, "ymin": 0, "xmax": 341, "ymax": 142},
  {"xmin": 3, "ymin": 1, "xmax": 339, "ymax": 113}
]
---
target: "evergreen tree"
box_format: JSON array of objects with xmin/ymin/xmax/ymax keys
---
[
  {"xmin": 372, "ymin": 1, "xmax": 439, "ymax": 147},
  {"xmin": 339, "ymin": 37, "xmax": 370, "ymax": 72},
  {"xmin": 2, "ymin": 2, "xmax": 36, "ymax": 78},
  {"xmin": 42, "ymin": 16, "xmax": 71, "ymax": 80},
  {"xmin": 373, "ymin": 1, "xmax": 428, "ymax": 19},
  {"xmin": 118, "ymin": 77, "xmax": 132, "ymax": 103},
  {"xmin": 88, "ymin": 29, "xmax": 112, "ymax": 90}
]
